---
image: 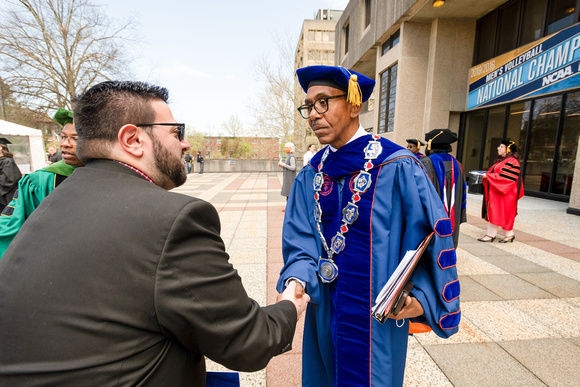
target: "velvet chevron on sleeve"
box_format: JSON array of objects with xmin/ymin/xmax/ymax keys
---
[{"xmin": 482, "ymin": 156, "xmax": 524, "ymax": 230}]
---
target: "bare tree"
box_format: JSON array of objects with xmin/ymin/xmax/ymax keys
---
[
  {"xmin": 0, "ymin": 0, "xmax": 135, "ymax": 118},
  {"xmin": 250, "ymin": 34, "xmax": 311, "ymax": 154},
  {"xmin": 221, "ymin": 115, "xmax": 245, "ymax": 137},
  {"xmin": 0, "ymin": 76, "xmax": 59, "ymax": 135}
]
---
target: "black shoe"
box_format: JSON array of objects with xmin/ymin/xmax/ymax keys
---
[
  {"xmin": 477, "ymin": 235, "xmax": 496, "ymax": 242},
  {"xmin": 499, "ymin": 235, "xmax": 515, "ymax": 243}
]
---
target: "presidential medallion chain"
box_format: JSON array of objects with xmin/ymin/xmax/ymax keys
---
[{"xmin": 314, "ymin": 135, "xmax": 383, "ymax": 283}]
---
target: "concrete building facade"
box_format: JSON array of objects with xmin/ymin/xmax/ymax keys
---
[
  {"xmin": 334, "ymin": 0, "xmax": 580, "ymax": 212},
  {"xmin": 294, "ymin": 9, "xmax": 343, "ymax": 152}
]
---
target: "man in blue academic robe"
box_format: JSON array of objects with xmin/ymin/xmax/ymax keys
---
[{"xmin": 277, "ymin": 65, "xmax": 461, "ymax": 386}]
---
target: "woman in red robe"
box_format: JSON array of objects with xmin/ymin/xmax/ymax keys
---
[{"xmin": 478, "ymin": 139, "xmax": 524, "ymax": 243}]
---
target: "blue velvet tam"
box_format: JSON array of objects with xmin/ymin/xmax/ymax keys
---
[{"xmin": 296, "ymin": 65, "xmax": 376, "ymax": 104}]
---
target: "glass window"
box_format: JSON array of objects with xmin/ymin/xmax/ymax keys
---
[
  {"xmin": 506, "ymin": 101, "xmax": 531, "ymax": 162},
  {"xmin": 547, "ymin": 0, "xmax": 577, "ymax": 34},
  {"xmin": 392, "ymin": 29, "xmax": 399, "ymax": 47},
  {"xmin": 483, "ymin": 106, "xmax": 507, "ymax": 168},
  {"xmin": 377, "ymin": 64, "xmax": 397, "ymax": 133},
  {"xmin": 461, "ymin": 110, "xmax": 486, "ymax": 173},
  {"xmin": 475, "ymin": 10, "xmax": 497, "ymax": 63},
  {"xmin": 524, "ymin": 95, "xmax": 562, "ymax": 193},
  {"xmin": 308, "ymin": 30, "xmax": 315, "ymax": 40},
  {"xmin": 520, "ymin": 0, "xmax": 547, "ymax": 45},
  {"xmin": 381, "ymin": 41, "xmax": 389, "ymax": 55},
  {"xmin": 381, "ymin": 30, "xmax": 400, "ymax": 56},
  {"xmin": 330, "ymin": 31, "xmax": 335, "ymax": 42},
  {"xmin": 365, "ymin": 0, "xmax": 372, "ymax": 28},
  {"xmin": 497, "ymin": 0, "xmax": 521, "ymax": 54},
  {"xmin": 554, "ymin": 91, "xmax": 580, "ymax": 195},
  {"xmin": 323, "ymin": 31, "xmax": 329, "ymax": 42},
  {"xmin": 344, "ymin": 24, "xmax": 349, "ymax": 54}
]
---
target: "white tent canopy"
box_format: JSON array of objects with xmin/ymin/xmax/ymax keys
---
[
  {"xmin": 0, "ymin": 120, "xmax": 46, "ymax": 173},
  {"xmin": 0, "ymin": 119, "xmax": 44, "ymax": 137}
]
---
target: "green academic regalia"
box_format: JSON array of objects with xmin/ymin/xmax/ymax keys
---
[{"xmin": 0, "ymin": 160, "xmax": 77, "ymax": 257}]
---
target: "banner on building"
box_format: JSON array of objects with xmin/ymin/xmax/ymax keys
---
[{"xmin": 468, "ymin": 23, "xmax": 580, "ymax": 110}]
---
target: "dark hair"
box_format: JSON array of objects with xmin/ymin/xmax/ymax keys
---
[
  {"xmin": 0, "ymin": 144, "xmax": 13, "ymax": 158},
  {"xmin": 73, "ymin": 81, "xmax": 169, "ymax": 162},
  {"xmin": 426, "ymin": 143, "xmax": 452, "ymax": 155},
  {"xmin": 494, "ymin": 151, "xmax": 520, "ymax": 163},
  {"xmin": 495, "ymin": 140, "xmax": 520, "ymax": 163}
]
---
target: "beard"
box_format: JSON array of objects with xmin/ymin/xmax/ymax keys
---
[{"xmin": 152, "ymin": 136, "xmax": 187, "ymax": 189}]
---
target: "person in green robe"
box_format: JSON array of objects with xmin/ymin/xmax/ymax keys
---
[{"xmin": 0, "ymin": 108, "xmax": 84, "ymax": 257}]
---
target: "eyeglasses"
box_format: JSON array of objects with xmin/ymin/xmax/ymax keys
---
[
  {"xmin": 136, "ymin": 123, "xmax": 185, "ymax": 141},
  {"xmin": 57, "ymin": 133, "xmax": 79, "ymax": 144},
  {"xmin": 297, "ymin": 94, "xmax": 347, "ymax": 119}
]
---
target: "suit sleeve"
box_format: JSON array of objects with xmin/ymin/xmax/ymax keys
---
[{"xmin": 154, "ymin": 199, "xmax": 297, "ymax": 372}]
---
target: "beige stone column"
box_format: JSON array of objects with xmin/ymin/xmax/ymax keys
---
[{"xmin": 423, "ymin": 19, "xmax": 476, "ymax": 134}]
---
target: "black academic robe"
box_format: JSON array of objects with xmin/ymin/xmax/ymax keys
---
[
  {"xmin": 0, "ymin": 157, "xmax": 21, "ymax": 210},
  {"xmin": 421, "ymin": 153, "xmax": 467, "ymax": 248}
]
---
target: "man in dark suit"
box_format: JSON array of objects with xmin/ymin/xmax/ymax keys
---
[{"xmin": 0, "ymin": 81, "xmax": 309, "ymax": 386}]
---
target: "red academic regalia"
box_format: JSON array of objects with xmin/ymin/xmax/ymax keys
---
[{"xmin": 482, "ymin": 156, "xmax": 524, "ymax": 230}]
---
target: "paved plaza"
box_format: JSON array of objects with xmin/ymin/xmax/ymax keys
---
[{"xmin": 172, "ymin": 172, "xmax": 580, "ymax": 387}]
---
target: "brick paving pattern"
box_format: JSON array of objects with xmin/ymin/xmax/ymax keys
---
[{"xmin": 173, "ymin": 172, "xmax": 580, "ymax": 387}]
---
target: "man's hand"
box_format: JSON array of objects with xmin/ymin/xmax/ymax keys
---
[
  {"xmin": 388, "ymin": 296, "xmax": 424, "ymax": 320},
  {"xmin": 278, "ymin": 281, "xmax": 309, "ymax": 321},
  {"xmin": 278, "ymin": 161, "xmax": 285, "ymax": 168}
]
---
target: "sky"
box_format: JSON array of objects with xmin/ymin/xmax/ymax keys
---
[{"xmin": 101, "ymin": 0, "xmax": 349, "ymax": 136}]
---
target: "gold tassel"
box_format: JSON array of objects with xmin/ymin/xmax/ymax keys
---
[
  {"xmin": 346, "ymin": 72, "xmax": 362, "ymax": 107},
  {"xmin": 416, "ymin": 138, "xmax": 421, "ymax": 151},
  {"xmin": 427, "ymin": 130, "xmax": 443, "ymax": 151},
  {"xmin": 507, "ymin": 141, "xmax": 515, "ymax": 153}
]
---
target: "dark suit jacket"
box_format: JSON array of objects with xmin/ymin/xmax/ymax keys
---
[{"xmin": 0, "ymin": 159, "xmax": 296, "ymax": 386}]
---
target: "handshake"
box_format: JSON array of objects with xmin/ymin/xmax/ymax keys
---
[{"xmin": 277, "ymin": 281, "xmax": 309, "ymax": 320}]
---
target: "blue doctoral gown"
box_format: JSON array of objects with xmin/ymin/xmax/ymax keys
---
[{"xmin": 276, "ymin": 135, "xmax": 460, "ymax": 387}]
